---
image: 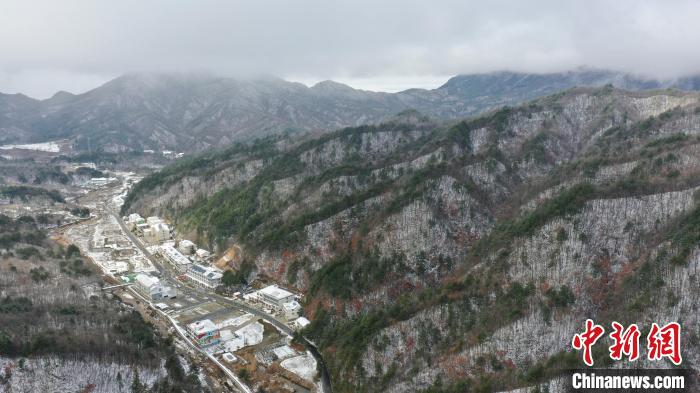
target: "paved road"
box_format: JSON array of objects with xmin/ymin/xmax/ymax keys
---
[{"xmin": 111, "ymin": 212, "xmax": 164, "ymax": 274}]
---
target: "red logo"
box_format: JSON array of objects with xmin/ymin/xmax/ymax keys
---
[
  {"xmin": 572, "ymin": 319, "xmax": 605, "ymax": 366},
  {"xmin": 572, "ymin": 320, "xmax": 682, "ymax": 366},
  {"xmin": 647, "ymin": 322, "xmax": 682, "ymax": 365},
  {"xmin": 609, "ymin": 322, "xmax": 640, "ymax": 361}
]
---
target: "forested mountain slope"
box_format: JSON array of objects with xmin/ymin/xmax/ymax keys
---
[{"xmin": 123, "ymin": 87, "xmax": 700, "ymax": 392}]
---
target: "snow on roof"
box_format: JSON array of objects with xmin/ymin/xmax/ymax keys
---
[
  {"xmin": 259, "ymin": 284, "xmax": 294, "ymax": 300},
  {"xmin": 189, "ymin": 263, "xmax": 222, "ymax": 279},
  {"xmin": 135, "ymin": 273, "xmax": 159, "ymax": 288},
  {"xmin": 161, "ymin": 244, "xmax": 191, "ymax": 265},
  {"xmin": 222, "ymin": 352, "xmax": 237, "ymax": 363},
  {"xmin": 294, "ymin": 317, "xmax": 311, "ymax": 328},
  {"xmin": 217, "ymin": 313, "xmax": 253, "ymax": 329},
  {"xmin": 283, "ymin": 300, "xmax": 301, "ymax": 311},
  {"xmin": 188, "ymin": 319, "xmax": 218, "ymax": 335}
]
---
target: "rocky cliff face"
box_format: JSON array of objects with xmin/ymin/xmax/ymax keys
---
[
  {"xmin": 3, "ymin": 70, "xmax": 700, "ymax": 152},
  {"xmin": 124, "ymin": 87, "xmax": 700, "ymax": 392}
]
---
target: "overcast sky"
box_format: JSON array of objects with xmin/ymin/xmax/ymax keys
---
[{"xmin": 1, "ymin": 0, "xmax": 699, "ymax": 98}]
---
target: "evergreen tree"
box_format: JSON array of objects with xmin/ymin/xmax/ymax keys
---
[{"xmin": 131, "ymin": 368, "xmax": 145, "ymax": 393}]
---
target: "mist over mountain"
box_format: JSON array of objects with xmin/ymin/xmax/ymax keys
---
[{"xmin": 1, "ymin": 69, "xmax": 699, "ymax": 152}]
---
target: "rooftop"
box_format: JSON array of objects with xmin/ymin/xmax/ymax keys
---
[
  {"xmin": 283, "ymin": 300, "xmax": 301, "ymax": 311},
  {"xmin": 189, "ymin": 263, "xmax": 222, "ymax": 279},
  {"xmin": 161, "ymin": 244, "xmax": 191, "ymax": 265},
  {"xmin": 134, "ymin": 273, "xmax": 159, "ymax": 288},
  {"xmin": 295, "ymin": 317, "xmax": 311, "ymax": 328},
  {"xmin": 188, "ymin": 319, "xmax": 218, "ymax": 335},
  {"xmin": 259, "ymin": 284, "xmax": 294, "ymax": 301}
]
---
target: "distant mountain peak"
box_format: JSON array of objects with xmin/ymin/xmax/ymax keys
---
[
  {"xmin": 311, "ymin": 80, "xmax": 357, "ymax": 92},
  {"xmin": 2, "ymin": 69, "xmax": 700, "ymax": 152},
  {"xmin": 48, "ymin": 90, "xmax": 76, "ymax": 102}
]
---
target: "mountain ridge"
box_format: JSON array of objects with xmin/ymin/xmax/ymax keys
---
[{"xmin": 2, "ymin": 69, "xmax": 700, "ymax": 151}]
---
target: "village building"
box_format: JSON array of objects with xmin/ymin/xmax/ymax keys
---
[
  {"xmin": 282, "ymin": 300, "xmax": 302, "ymax": 320},
  {"xmin": 258, "ymin": 285, "xmax": 296, "ymax": 312},
  {"xmin": 159, "ymin": 244, "xmax": 191, "ymax": 272},
  {"xmin": 187, "ymin": 319, "xmax": 221, "ymax": 347},
  {"xmin": 134, "ymin": 273, "xmax": 176, "ymax": 300},
  {"xmin": 177, "ymin": 240, "xmax": 195, "ymax": 255},
  {"xmin": 186, "ymin": 263, "xmax": 223, "ymax": 288}
]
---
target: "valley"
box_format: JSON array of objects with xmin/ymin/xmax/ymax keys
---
[
  {"xmin": 3, "ymin": 75, "xmax": 700, "ymax": 393},
  {"xmin": 2, "ymin": 2, "xmax": 699, "ymax": 392}
]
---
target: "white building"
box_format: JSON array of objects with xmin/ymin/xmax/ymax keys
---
[
  {"xmin": 107, "ymin": 261, "xmax": 129, "ymax": 275},
  {"xmin": 258, "ymin": 285, "xmax": 295, "ymax": 311},
  {"xmin": 222, "ymin": 353, "xmax": 237, "ymax": 363},
  {"xmin": 178, "ymin": 240, "xmax": 195, "ymax": 255},
  {"xmin": 134, "ymin": 273, "xmax": 176, "ymax": 300},
  {"xmin": 187, "ymin": 319, "xmax": 221, "ymax": 347},
  {"xmin": 282, "ymin": 300, "xmax": 302, "ymax": 320},
  {"xmin": 223, "ymin": 321, "xmax": 264, "ymax": 352},
  {"xmin": 144, "ymin": 222, "xmax": 170, "ymax": 243},
  {"xmin": 195, "ymin": 248, "xmax": 211, "ymax": 261},
  {"xmin": 146, "ymin": 216, "xmax": 164, "ymax": 226},
  {"xmin": 293, "ymin": 317, "xmax": 311, "ymax": 331},
  {"xmin": 128, "ymin": 213, "xmax": 145, "ymax": 224},
  {"xmin": 160, "ymin": 244, "xmax": 191, "ymax": 272},
  {"xmin": 135, "ymin": 222, "xmax": 150, "ymax": 234},
  {"xmin": 125, "ymin": 213, "xmax": 145, "ymax": 231},
  {"xmin": 86, "ymin": 177, "xmax": 114, "ymax": 188},
  {"xmin": 186, "ymin": 263, "xmax": 223, "ymax": 288},
  {"xmin": 134, "ymin": 273, "xmax": 163, "ymax": 299}
]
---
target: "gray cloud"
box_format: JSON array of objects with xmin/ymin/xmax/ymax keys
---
[{"xmin": 1, "ymin": 0, "xmax": 699, "ymax": 98}]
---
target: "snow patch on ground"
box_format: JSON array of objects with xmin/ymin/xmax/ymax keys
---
[
  {"xmin": 280, "ymin": 353, "xmax": 317, "ymax": 381},
  {"xmin": 0, "ymin": 142, "xmax": 60, "ymax": 152}
]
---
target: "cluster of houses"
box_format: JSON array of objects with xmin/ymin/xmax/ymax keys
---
[
  {"xmin": 158, "ymin": 242, "xmax": 222, "ymax": 288},
  {"xmin": 124, "ymin": 213, "xmax": 222, "ymax": 287},
  {"xmin": 185, "ymin": 316, "xmax": 265, "ymax": 352},
  {"xmin": 125, "ymin": 214, "xmax": 171, "ymax": 243},
  {"xmin": 123, "ymin": 213, "xmax": 311, "ymax": 352}
]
